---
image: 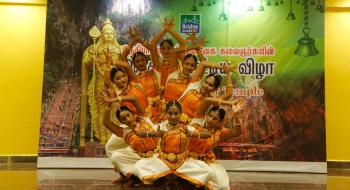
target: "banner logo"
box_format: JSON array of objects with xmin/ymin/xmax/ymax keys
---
[{"xmin": 180, "ymin": 14, "xmax": 200, "ymax": 34}]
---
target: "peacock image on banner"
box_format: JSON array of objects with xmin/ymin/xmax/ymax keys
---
[{"xmin": 39, "ymin": 0, "xmax": 325, "ymax": 162}]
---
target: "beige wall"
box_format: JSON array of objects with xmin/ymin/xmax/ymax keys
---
[{"xmin": 0, "ymin": 0, "xmax": 350, "ymax": 161}]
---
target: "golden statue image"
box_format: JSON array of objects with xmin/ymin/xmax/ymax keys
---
[{"xmin": 81, "ymin": 18, "xmax": 121, "ymax": 145}]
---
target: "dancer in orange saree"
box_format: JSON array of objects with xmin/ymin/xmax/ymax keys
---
[
  {"xmin": 101, "ymin": 67, "xmax": 148, "ymax": 114},
  {"xmin": 178, "ymin": 63, "xmax": 233, "ymax": 123},
  {"xmin": 101, "ymin": 66, "xmax": 149, "ymax": 162},
  {"xmin": 148, "ymin": 17, "xmax": 203, "ymax": 88},
  {"xmin": 188, "ymin": 98, "xmax": 246, "ymax": 190},
  {"xmin": 133, "ymin": 101, "xmax": 212, "ymax": 188},
  {"xmin": 163, "ymin": 31, "xmax": 207, "ymax": 101},
  {"xmin": 112, "ymin": 27, "xmax": 163, "ymax": 122},
  {"xmin": 103, "ymin": 96, "xmax": 159, "ymax": 187}
]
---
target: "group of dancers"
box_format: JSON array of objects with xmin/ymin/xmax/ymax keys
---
[{"xmin": 84, "ymin": 17, "xmax": 246, "ymax": 189}]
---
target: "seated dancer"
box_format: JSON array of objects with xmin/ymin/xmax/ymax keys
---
[
  {"xmin": 189, "ymin": 98, "xmax": 246, "ymax": 190},
  {"xmin": 103, "ymin": 96, "xmax": 159, "ymax": 186},
  {"xmin": 133, "ymin": 101, "xmax": 212, "ymax": 187}
]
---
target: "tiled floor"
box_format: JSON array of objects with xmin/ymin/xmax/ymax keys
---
[{"xmin": 1, "ymin": 164, "xmax": 350, "ymax": 190}]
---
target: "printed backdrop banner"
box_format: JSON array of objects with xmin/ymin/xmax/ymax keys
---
[{"xmin": 39, "ymin": 0, "xmax": 325, "ymax": 163}]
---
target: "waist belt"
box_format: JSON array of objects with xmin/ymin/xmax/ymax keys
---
[
  {"xmin": 159, "ymin": 150, "xmax": 189, "ymax": 170},
  {"xmin": 137, "ymin": 150, "xmax": 155, "ymax": 158}
]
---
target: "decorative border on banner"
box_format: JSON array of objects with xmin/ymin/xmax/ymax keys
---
[{"xmin": 37, "ymin": 157, "xmax": 327, "ymax": 173}]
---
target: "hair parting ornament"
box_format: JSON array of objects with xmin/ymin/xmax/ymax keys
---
[
  {"xmin": 170, "ymin": 100, "xmax": 178, "ymax": 110},
  {"xmin": 165, "ymin": 100, "xmax": 182, "ymax": 112}
]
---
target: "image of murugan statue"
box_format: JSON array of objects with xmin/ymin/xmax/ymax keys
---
[{"xmin": 81, "ymin": 18, "xmax": 121, "ymax": 145}]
